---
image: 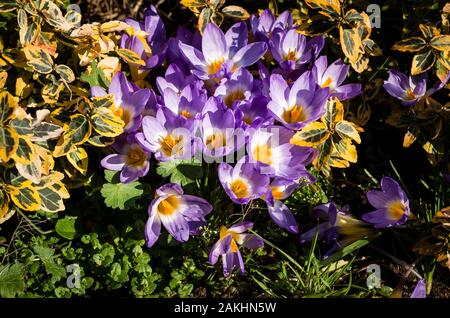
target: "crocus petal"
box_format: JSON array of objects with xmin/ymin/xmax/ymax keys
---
[
  {"xmin": 178, "ymin": 42, "xmax": 206, "ymax": 70},
  {"xmin": 235, "ymin": 249, "xmax": 245, "ymax": 275},
  {"xmin": 366, "ymin": 190, "xmax": 394, "ymax": 209},
  {"xmin": 120, "ymin": 165, "xmax": 140, "ymax": 183},
  {"xmin": 269, "ymin": 74, "xmax": 289, "ymax": 108},
  {"xmin": 361, "ymin": 209, "xmax": 396, "ymax": 228},
  {"xmin": 101, "ymin": 154, "xmax": 126, "ymax": 171},
  {"xmin": 222, "ymin": 252, "xmax": 235, "ymax": 277},
  {"xmin": 208, "ymin": 240, "xmax": 222, "ymax": 265},
  {"xmin": 225, "ymin": 22, "xmax": 248, "ymax": 58},
  {"xmin": 142, "ymin": 115, "xmax": 168, "ymax": 152},
  {"xmin": 228, "ymin": 221, "xmax": 254, "ymax": 234},
  {"xmin": 411, "ymin": 279, "xmax": 427, "ymax": 298},
  {"xmin": 232, "ymin": 42, "xmax": 268, "ymax": 68},
  {"xmin": 180, "ymin": 195, "xmax": 213, "ymax": 218},
  {"xmin": 159, "ymin": 210, "xmax": 190, "ymax": 243},
  {"xmin": 238, "ymin": 233, "xmax": 264, "ymax": 249},
  {"xmin": 90, "ymin": 86, "xmax": 107, "ymax": 97},
  {"xmin": 145, "ymin": 212, "xmax": 161, "ymax": 248},
  {"xmin": 267, "ymin": 200, "xmax": 299, "ymax": 234},
  {"xmin": 202, "ymin": 23, "xmax": 227, "ymax": 63}
]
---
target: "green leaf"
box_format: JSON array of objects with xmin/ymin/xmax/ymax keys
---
[
  {"xmin": 101, "ymin": 170, "xmax": 144, "ymax": 210},
  {"xmin": 55, "ymin": 216, "xmax": 78, "ymax": 239},
  {"xmin": 156, "ymin": 158, "xmax": 203, "ymax": 186},
  {"xmin": 33, "ymin": 246, "xmax": 66, "ymax": 282},
  {"xmin": 80, "ymin": 60, "xmax": 109, "ymax": 88},
  {"xmin": 320, "ymin": 233, "xmax": 381, "ymax": 267},
  {"xmin": 0, "ymin": 263, "xmax": 25, "ymax": 298}
]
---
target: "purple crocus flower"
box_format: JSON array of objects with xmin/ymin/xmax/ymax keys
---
[
  {"xmin": 156, "ymin": 63, "xmax": 197, "ymax": 95},
  {"xmin": 161, "ymin": 83, "xmax": 207, "ymax": 124},
  {"xmin": 218, "ymin": 156, "xmax": 270, "ymax": 204},
  {"xmin": 410, "ymin": 279, "xmax": 427, "ymax": 298},
  {"xmin": 268, "ymin": 73, "xmax": 330, "ymax": 130},
  {"xmin": 145, "ymin": 183, "xmax": 213, "ymax": 248},
  {"xmin": 101, "ymin": 134, "xmax": 150, "ymax": 183},
  {"xmin": 250, "ymin": 9, "xmax": 293, "ymax": 42},
  {"xmin": 362, "ymin": 176, "xmax": 410, "ymax": 228},
  {"xmin": 140, "ymin": 108, "xmax": 193, "ymax": 161},
  {"xmin": 167, "ymin": 27, "xmax": 202, "ymax": 71},
  {"xmin": 300, "ymin": 202, "xmax": 374, "ymax": 258},
  {"xmin": 209, "ymin": 222, "xmax": 264, "ymax": 277},
  {"xmin": 312, "ymin": 56, "xmax": 361, "ymax": 100},
  {"xmin": 236, "ymin": 96, "xmax": 273, "ymax": 129},
  {"xmin": 214, "ymin": 68, "xmax": 254, "ymax": 108},
  {"xmin": 384, "ymin": 69, "xmax": 450, "ymax": 106},
  {"xmin": 262, "ymin": 178, "xmax": 300, "ymax": 234},
  {"xmin": 247, "ymin": 125, "xmax": 317, "ymax": 179},
  {"xmin": 270, "ymin": 28, "xmax": 311, "ymax": 70},
  {"xmin": 120, "ymin": 6, "xmax": 166, "ymax": 76},
  {"xmin": 197, "ymin": 97, "xmax": 245, "ymax": 158},
  {"xmin": 90, "ymin": 71, "xmax": 150, "ymax": 132},
  {"xmin": 383, "ymin": 70, "xmax": 427, "ymax": 106},
  {"xmin": 179, "ymin": 22, "xmax": 268, "ymax": 80}
]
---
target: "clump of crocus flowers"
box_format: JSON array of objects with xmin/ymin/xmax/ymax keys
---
[{"xmin": 97, "ymin": 6, "xmax": 379, "ymax": 277}]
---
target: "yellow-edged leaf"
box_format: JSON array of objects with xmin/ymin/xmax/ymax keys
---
[
  {"xmin": 53, "ymin": 114, "xmax": 91, "ymax": 157},
  {"xmin": 419, "ymin": 24, "xmax": 440, "ymax": 40},
  {"xmin": 66, "ymin": 147, "xmax": 88, "ymax": 175},
  {"xmin": 7, "ymin": 182, "xmax": 41, "ymax": 211},
  {"xmin": 314, "ymin": 139, "xmax": 334, "ymax": 171},
  {"xmin": 91, "ymin": 107, "xmax": 124, "ymax": 137},
  {"xmin": 0, "ymin": 91, "xmax": 18, "ymax": 123},
  {"xmin": 305, "ymin": 0, "xmax": 341, "ymax": 19},
  {"xmin": 339, "ymin": 26, "xmax": 363, "ymax": 63},
  {"xmin": 333, "ymin": 138, "xmax": 358, "ymax": 163},
  {"xmin": 335, "ymin": 120, "xmax": 362, "ymax": 144},
  {"xmin": 0, "ymin": 190, "xmax": 9, "ymax": 220},
  {"xmin": 411, "ymin": 50, "xmax": 436, "ymax": 75},
  {"xmin": 117, "ymin": 48, "xmax": 146, "ymax": 66},
  {"xmin": 221, "ymin": 6, "xmax": 250, "ymax": 20},
  {"xmin": 11, "ymin": 136, "xmax": 36, "ymax": 164},
  {"xmin": 0, "ymin": 70, "xmax": 7, "ymax": 88},
  {"xmin": 37, "ymin": 184, "xmax": 68, "ymax": 213},
  {"xmin": 55, "ymin": 64, "xmax": 75, "ymax": 83},
  {"xmin": 199, "ymin": 7, "xmax": 213, "ymax": 33},
  {"xmin": 290, "ymin": 121, "xmax": 329, "ymax": 146},
  {"xmin": 392, "ymin": 37, "xmax": 427, "ymax": 52},
  {"xmin": 0, "ymin": 127, "xmax": 19, "ymax": 162},
  {"xmin": 430, "ymin": 35, "xmax": 450, "ymax": 51},
  {"xmin": 322, "ymin": 98, "xmax": 344, "ymax": 128}
]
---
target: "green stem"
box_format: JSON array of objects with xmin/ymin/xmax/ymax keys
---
[
  {"xmin": 17, "ymin": 209, "xmax": 53, "ymax": 235},
  {"xmin": 426, "ymin": 263, "xmax": 436, "ymax": 295}
]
